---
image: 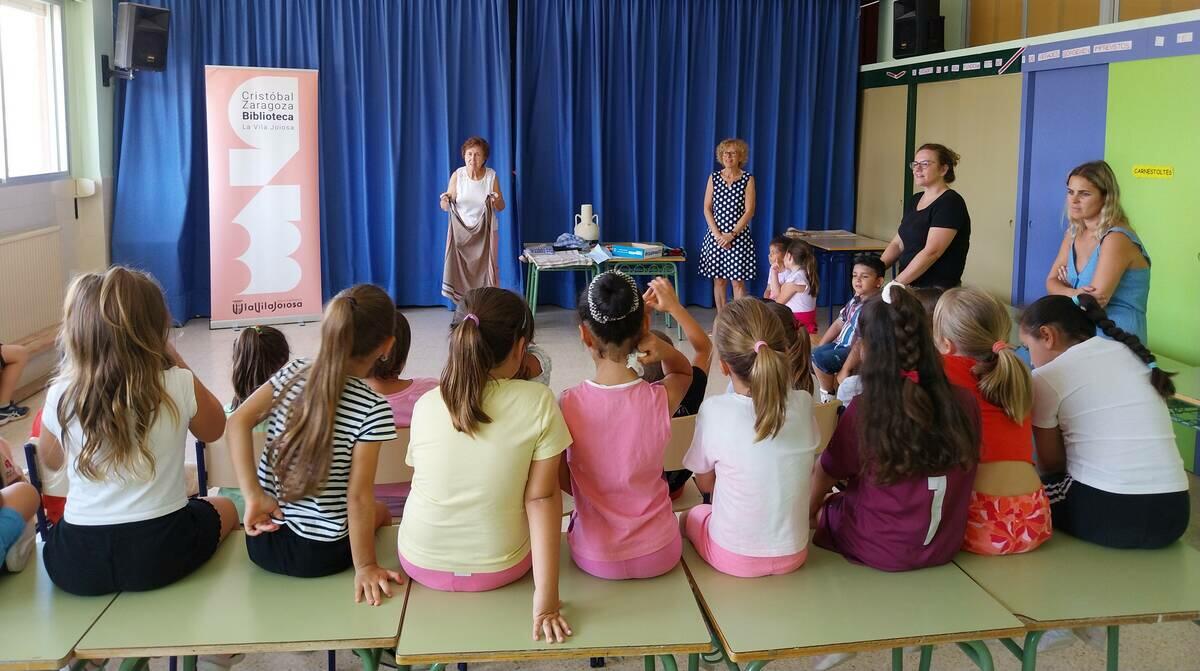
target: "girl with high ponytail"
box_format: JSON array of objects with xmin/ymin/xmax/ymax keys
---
[
  {"xmin": 228, "ymin": 284, "xmax": 401, "ymax": 605},
  {"xmin": 1019, "ymin": 293, "xmax": 1187, "ymax": 549},
  {"xmin": 560, "ymin": 273, "xmax": 693, "ymax": 580},
  {"xmin": 399, "ymin": 287, "xmax": 572, "ymax": 643},
  {"xmin": 810, "ymin": 282, "xmax": 980, "ymax": 573},
  {"xmin": 933, "ymin": 287, "xmax": 1051, "ymax": 556},
  {"xmin": 682, "ymin": 297, "xmax": 819, "ymax": 578}
]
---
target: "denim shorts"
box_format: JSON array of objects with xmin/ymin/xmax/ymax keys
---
[
  {"xmin": 811, "ymin": 343, "xmax": 851, "ymax": 375},
  {"xmin": 0, "ymin": 507, "xmax": 25, "ymax": 559}
]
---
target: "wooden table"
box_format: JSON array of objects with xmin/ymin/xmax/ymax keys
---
[
  {"xmin": 682, "ymin": 541, "xmax": 1024, "ymax": 671},
  {"xmin": 395, "ymin": 535, "xmax": 711, "ymax": 670},
  {"xmin": 955, "ymin": 534, "xmax": 1200, "ymax": 671},
  {"xmin": 0, "ymin": 549, "xmax": 117, "ymax": 671},
  {"xmin": 786, "ymin": 229, "xmax": 890, "ymax": 322},
  {"xmin": 74, "ymin": 528, "xmax": 407, "ymax": 670}
]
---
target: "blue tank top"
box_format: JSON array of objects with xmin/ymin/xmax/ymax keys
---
[{"xmin": 1066, "ymin": 227, "xmax": 1150, "ymax": 343}]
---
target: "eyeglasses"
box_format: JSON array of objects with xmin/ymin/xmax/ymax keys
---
[{"xmin": 909, "ymin": 160, "xmax": 934, "ymax": 170}]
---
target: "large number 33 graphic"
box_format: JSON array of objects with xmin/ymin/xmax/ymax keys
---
[{"xmin": 228, "ymin": 76, "xmax": 302, "ymax": 295}]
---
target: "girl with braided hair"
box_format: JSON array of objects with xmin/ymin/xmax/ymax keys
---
[
  {"xmin": 560, "ymin": 271, "xmax": 694, "ymax": 579},
  {"xmin": 810, "ymin": 282, "xmax": 980, "ymax": 572},
  {"xmin": 1019, "ymin": 293, "xmax": 1187, "ymax": 549}
]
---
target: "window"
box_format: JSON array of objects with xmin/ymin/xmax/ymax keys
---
[{"xmin": 0, "ymin": 0, "xmax": 68, "ymax": 182}]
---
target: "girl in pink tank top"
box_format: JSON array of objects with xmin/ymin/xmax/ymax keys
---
[{"xmin": 560, "ymin": 273, "xmax": 695, "ymax": 579}]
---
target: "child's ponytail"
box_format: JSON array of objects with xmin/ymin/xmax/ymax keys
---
[
  {"xmin": 762, "ymin": 300, "xmax": 815, "ymax": 394},
  {"xmin": 1077, "ymin": 294, "xmax": 1175, "ymax": 399},
  {"xmin": 933, "ymin": 288, "xmax": 1032, "ymax": 422},
  {"xmin": 441, "ymin": 288, "xmax": 534, "ymax": 435},
  {"xmin": 272, "ymin": 285, "xmax": 394, "ymax": 501},
  {"xmin": 715, "ymin": 298, "xmax": 791, "ymax": 441},
  {"xmin": 786, "ymin": 239, "xmax": 820, "ymax": 297}
]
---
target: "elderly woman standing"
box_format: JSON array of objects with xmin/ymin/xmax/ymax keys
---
[
  {"xmin": 1045, "ymin": 160, "xmax": 1150, "ymax": 343},
  {"xmin": 439, "ymin": 137, "xmax": 506, "ymax": 303},
  {"xmin": 699, "ymin": 138, "xmax": 757, "ymax": 311}
]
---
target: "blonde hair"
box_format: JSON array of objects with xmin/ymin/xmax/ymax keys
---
[
  {"xmin": 1066, "ymin": 160, "xmax": 1129, "ymax": 241},
  {"xmin": 442, "ymin": 288, "xmax": 534, "ymax": 436},
  {"xmin": 270, "ymin": 284, "xmax": 394, "ymax": 501},
  {"xmin": 933, "ymin": 287, "xmax": 1032, "ymax": 423},
  {"xmin": 714, "ymin": 298, "xmax": 790, "ymax": 441},
  {"xmin": 715, "ymin": 138, "xmax": 749, "ymax": 167},
  {"xmin": 55, "ymin": 267, "xmax": 178, "ymax": 481}
]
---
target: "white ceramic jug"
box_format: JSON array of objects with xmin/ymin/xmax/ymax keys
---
[{"xmin": 574, "ymin": 204, "xmax": 600, "ymax": 241}]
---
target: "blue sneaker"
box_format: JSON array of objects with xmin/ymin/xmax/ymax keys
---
[{"xmin": 0, "ymin": 403, "xmax": 28, "ymax": 426}]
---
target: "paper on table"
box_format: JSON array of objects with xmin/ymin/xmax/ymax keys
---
[{"xmin": 587, "ymin": 245, "xmax": 612, "ymax": 264}]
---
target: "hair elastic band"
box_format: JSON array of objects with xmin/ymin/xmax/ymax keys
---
[
  {"xmin": 900, "ymin": 369, "xmax": 920, "ymax": 384},
  {"xmin": 1071, "ymin": 295, "xmax": 1082, "ymax": 306},
  {"xmin": 1148, "ymin": 361, "xmax": 1159, "ymax": 370},
  {"xmin": 464, "ymin": 313, "xmax": 479, "ymax": 326},
  {"xmin": 881, "ymin": 280, "xmax": 906, "ymax": 305},
  {"xmin": 992, "ymin": 341, "xmax": 1008, "ymax": 354},
  {"xmin": 754, "ymin": 340, "xmax": 768, "ymax": 353},
  {"xmin": 587, "ymin": 270, "xmax": 642, "ymax": 324}
]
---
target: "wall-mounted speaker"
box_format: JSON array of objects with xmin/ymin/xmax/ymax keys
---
[
  {"xmin": 114, "ymin": 2, "xmax": 170, "ymax": 72},
  {"xmin": 893, "ymin": 0, "xmax": 943, "ymax": 59}
]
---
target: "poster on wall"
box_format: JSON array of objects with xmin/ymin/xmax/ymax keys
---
[{"xmin": 205, "ymin": 65, "xmax": 322, "ymax": 329}]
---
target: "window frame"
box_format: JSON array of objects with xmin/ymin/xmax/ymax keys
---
[{"xmin": 0, "ymin": 0, "xmax": 71, "ymax": 186}]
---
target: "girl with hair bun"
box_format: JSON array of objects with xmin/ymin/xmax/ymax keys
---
[
  {"xmin": 560, "ymin": 271, "xmax": 694, "ymax": 580},
  {"xmin": 1019, "ymin": 293, "xmax": 1187, "ymax": 549},
  {"xmin": 934, "ymin": 287, "xmax": 1051, "ymax": 556},
  {"xmin": 399, "ymin": 287, "xmax": 572, "ymax": 643},
  {"xmin": 682, "ymin": 297, "xmax": 819, "ymax": 578},
  {"xmin": 810, "ymin": 282, "xmax": 980, "ymax": 572}
]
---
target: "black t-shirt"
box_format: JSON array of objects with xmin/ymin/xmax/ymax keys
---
[
  {"xmin": 673, "ymin": 366, "xmax": 709, "ymax": 418},
  {"xmin": 898, "ymin": 189, "xmax": 971, "ymax": 289}
]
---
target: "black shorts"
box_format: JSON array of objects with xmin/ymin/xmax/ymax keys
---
[
  {"xmin": 1043, "ymin": 473, "xmax": 1190, "ymax": 549},
  {"xmin": 245, "ymin": 524, "xmax": 352, "ymax": 578},
  {"xmin": 44, "ymin": 499, "xmax": 222, "ymax": 596}
]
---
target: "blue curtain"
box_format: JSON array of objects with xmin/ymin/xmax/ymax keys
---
[
  {"xmin": 112, "ymin": 0, "xmax": 513, "ymax": 319},
  {"xmin": 516, "ymin": 0, "xmax": 860, "ymax": 307}
]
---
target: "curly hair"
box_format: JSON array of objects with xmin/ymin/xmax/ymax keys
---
[
  {"xmin": 855, "ymin": 286, "xmax": 978, "ymax": 484},
  {"xmin": 461, "ymin": 136, "xmax": 490, "ymax": 161},
  {"xmin": 715, "ymin": 138, "xmax": 749, "ymax": 167}
]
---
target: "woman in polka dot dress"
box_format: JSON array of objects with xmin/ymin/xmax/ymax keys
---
[{"xmin": 700, "ymin": 138, "xmax": 757, "ymax": 311}]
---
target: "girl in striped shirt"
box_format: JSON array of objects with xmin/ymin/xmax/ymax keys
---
[{"xmin": 227, "ymin": 284, "xmax": 400, "ymax": 605}]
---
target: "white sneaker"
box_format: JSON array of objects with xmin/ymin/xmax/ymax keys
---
[
  {"xmin": 1036, "ymin": 628, "xmax": 1077, "ymax": 653},
  {"xmin": 4, "ymin": 518, "xmax": 35, "ymax": 573},
  {"xmin": 813, "ymin": 652, "xmax": 856, "ymax": 670}
]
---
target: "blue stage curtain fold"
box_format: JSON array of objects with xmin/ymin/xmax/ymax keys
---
[
  {"xmin": 515, "ymin": 0, "xmax": 860, "ymax": 307},
  {"xmin": 111, "ymin": 0, "xmax": 512, "ymax": 318}
]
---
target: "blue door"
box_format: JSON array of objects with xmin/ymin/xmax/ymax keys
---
[{"xmin": 1014, "ymin": 65, "xmax": 1108, "ymax": 307}]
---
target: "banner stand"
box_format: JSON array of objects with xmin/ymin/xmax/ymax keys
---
[{"xmin": 205, "ymin": 65, "xmax": 323, "ymax": 329}]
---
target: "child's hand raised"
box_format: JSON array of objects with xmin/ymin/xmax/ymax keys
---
[
  {"xmin": 643, "ymin": 277, "xmax": 680, "ymax": 313},
  {"xmin": 354, "ymin": 563, "xmax": 405, "ymax": 606},
  {"xmin": 243, "ymin": 492, "xmax": 284, "ymax": 536}
]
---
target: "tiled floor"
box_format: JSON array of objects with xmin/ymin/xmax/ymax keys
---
[{"xmin": 6, "ymin": 306, "xmax": 1200, "ymax": 671}]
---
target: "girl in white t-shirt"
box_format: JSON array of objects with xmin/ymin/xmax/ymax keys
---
[
  {"xmin": 1019, "ymin": 293, "xmax": 1188, "ymax": 549},
  {"xmin": 771, "ymin": 239, "xmax": 820, "ymax": 334},
  {"xmin": 683, "ymin": 297, "xmax": 819, "ymax": 577},
  {"xmin": 37, "ymin": 267, "xmax": 237, "ymax": 596}
]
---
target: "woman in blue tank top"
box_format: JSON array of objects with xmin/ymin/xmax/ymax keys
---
[{"xmin": 1045, "ymin": 161, "xmax": 1150, "ymax": 343}]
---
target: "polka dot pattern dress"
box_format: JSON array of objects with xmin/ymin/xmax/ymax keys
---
[{"xmin": 699, "ymin": 170, "xmax": 756, "ymax": 281}]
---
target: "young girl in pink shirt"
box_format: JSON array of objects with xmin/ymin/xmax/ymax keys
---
[
  {"xmin": 683, "ymin": 298, "xmax": 819, "ymax": 577},
  {"xmin": 560, "ymin": 272, "xmax": 694, "ymax": 579},
  {"xmin": 365, "ymin": 309, "xmax": 439, "ymax": 428}
]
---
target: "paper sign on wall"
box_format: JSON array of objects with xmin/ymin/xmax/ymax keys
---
[
  {"xmin": 1132, "ymin": 165, "xmax": 1175, "ymax": 179},
  {"xmin": 205, "ymin": 66, "xmax": 323, "ymax": 328}
]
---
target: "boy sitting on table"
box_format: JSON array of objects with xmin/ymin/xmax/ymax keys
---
[{"xmin": 811, "ymin": 254, "xmax": 885, "ymax": 399}]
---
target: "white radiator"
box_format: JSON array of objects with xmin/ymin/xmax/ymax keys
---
[{"xmin": 0, "ymin": 226, "xmax": 64, "ymax": 343}]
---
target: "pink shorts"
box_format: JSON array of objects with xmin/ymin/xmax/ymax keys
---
[
  {"xmin": 571, "ymin": 533, "xmax": 682, "ymax": 580},
  {"xmin": 398, "ymin": 552, "xmax": 532, "ymax": 592},
  {"xmin": 793, "ymin": 310, "xmax": 818, "ymax": 334},
  {"xmin": 686, "ymin": 505, "xmax": 807, "ymax": 578}
]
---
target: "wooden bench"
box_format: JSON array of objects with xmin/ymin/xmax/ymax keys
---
[
  {"xmin": 682, "ymin": 540, "xmax": 1025, "ymax": 671},
  {"xmin": 11, "ymin": 324, "xmax": 58, "ymax": 403},
  {"xmin": 393, "ymin": 534, "xmax": 711, "ymax": 671},
  {"xmin": 0, "ymin": 548, "xmax": 116, "ymax": 671},
  {"xmin": 72, "ymin": 527, "xmax": 406, "ymax": 671},
  {"xmin": 954, "ymin": 534, "xmax": 1200, "ymax": 671}
]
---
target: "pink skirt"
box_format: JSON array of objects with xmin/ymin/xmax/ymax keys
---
[{"xmin": 793, "ymin": 310, "xmax": 819, "ymax": 334}]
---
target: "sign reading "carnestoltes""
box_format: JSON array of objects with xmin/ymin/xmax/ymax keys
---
[{"xmin": 205, "ymin": 66, "xmax": 323, "ymax": 328}]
